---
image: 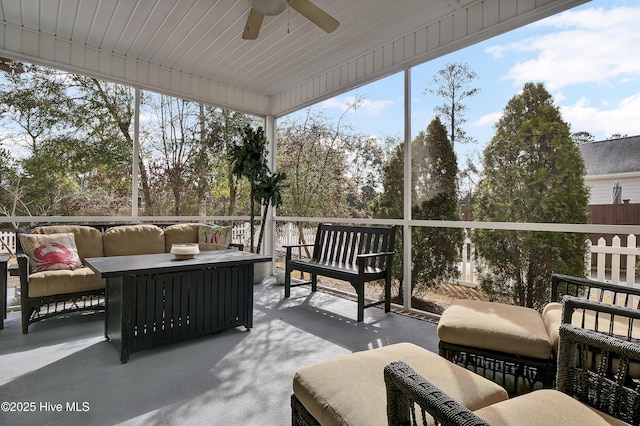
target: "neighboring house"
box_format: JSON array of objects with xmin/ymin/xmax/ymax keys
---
[{"xmin": 580, "ymin": 135, "xmax": 640, "ymax": 204}]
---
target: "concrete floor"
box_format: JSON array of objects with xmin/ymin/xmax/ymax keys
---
[{"xmin": 0, "ymin": 283, "xmax": 439, "ymax": 426}]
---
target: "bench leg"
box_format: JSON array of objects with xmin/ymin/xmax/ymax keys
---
[
  {"xmin": 353, "ymin": 282, "xmax": 364, "ymax": 322},
  {"xmin": 284, "ymin": 264, "xmax": 291, "ymax": 298},
  {"xmin": 311, "ymin": 274, "xmax": 317, "ymax": 292},
  {"xmin": 385, "ymin": 275, "xmax": 391, "ymax": 313}
]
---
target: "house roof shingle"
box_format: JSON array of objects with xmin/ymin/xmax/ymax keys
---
[{"xmin": 579, "ymin": 135, "xmax": 640, "ymax": 175}]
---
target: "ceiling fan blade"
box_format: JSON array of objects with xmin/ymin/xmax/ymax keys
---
[
  {"xmin": 242, "ymin": 8, "xmax": 264, "ymax": 40},
  {"xmin": 289, "ymin": 0, "xmax": 339, "ymax": 33}
]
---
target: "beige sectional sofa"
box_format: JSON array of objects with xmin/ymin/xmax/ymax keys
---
[{"xmin": 17, "ymin": 223, "xmax": 237, "ymax": 334}]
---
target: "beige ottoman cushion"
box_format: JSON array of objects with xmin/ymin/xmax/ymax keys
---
[
  {"xmin": 438, "ymin": 299, "xmax": 553, "ymax": 360},
  {"xmin": 474, "ymin": 389, "xmax": 628, "ymax": 425},
  {"xmin": 293, "ymin": 342, "xmax": 508, "ymax": 426}
]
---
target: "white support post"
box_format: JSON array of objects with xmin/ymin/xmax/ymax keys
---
[
  {"xmin": 132, "ymin": 87, "xmax": 140, "ymax": 218},
  {"xmin": 403, "ymin": 67, "xmax": 412, "ymax": 309},
  {"xmin": 264, "ymin": 115, "xmax": 277, "ymax": 268}
]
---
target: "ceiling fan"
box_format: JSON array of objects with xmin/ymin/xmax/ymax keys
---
[{"xmin": 242, "ymin": 0, "xmax": 339, "ymax": 40}]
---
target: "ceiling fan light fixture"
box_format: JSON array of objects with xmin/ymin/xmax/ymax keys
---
[
  {"xmin": 243, "ymin": 0, "xmax": 338, "ymax": 40},
  {"xmin": 250, "ymin": 0, "xmax": 287, "ymax": 16}
]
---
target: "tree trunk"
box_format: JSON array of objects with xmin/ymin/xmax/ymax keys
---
[
  {"xmin": 90, "ymin": 78, "xmax": 154, "ymax": 214},
  {"xmin": 257, "ymin": 204, "xmax": 269, "ymax": 254}
]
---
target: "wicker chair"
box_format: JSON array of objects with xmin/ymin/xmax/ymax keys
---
[
  {"xmin": 385, "ymin": 296, "xmax": 640, "ymax": 425},
  {"xmin": 437, "ymin": 273, "xmax": 640, "ymax": 395}
]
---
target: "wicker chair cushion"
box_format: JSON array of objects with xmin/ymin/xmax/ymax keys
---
[
  {"xmin": 473, "ymin": 389, "xmax": 628, "ymax": 425},
  {"xmin": 103, "ymin": 224, "xmax": 165, "ymax": 256},
  {"xmin": 293, "ymin": 342, "xmax": 507, "ymax": 426},
  {"xmin": 27, "ymin": 267, "xmax": 105, "ymax": 297},
  {"xmin": 438, "ymin": 299, "xmax": 553, "ymax": 360},
  {"xmin": 163, "ymin": 223, "xmax": 200, "ymax": 252},
  {"xmin": 544, "ymin": 301, "xmax": 640, "ymax": 378},
  {"xmin": 32, "ymin": 225, "xmax": 104, "ymax": 261},
  {"xmin": 542, "ymin": 302, "xmax": 563, "ymax": 352}
]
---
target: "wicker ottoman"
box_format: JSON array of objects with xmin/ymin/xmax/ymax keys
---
[
  {"xmin": 437, "ymin": 299, "xmax": 560, "ymax": 395},
  {"xmin": 291, "ymin": 342, "xmax": 508, "ymax": 426}
]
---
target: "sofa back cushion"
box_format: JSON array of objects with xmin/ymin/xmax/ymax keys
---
[
  {"xmin": 30, "ymin": 225, "xmax": 104, "ymax": 261},
  {"xmin": 163, "ymin": 223, "xmax": 200, "ymax": 252},
  {"xmin": 103, "ymin": 224, "xmax": 165, "ymax": 256}
]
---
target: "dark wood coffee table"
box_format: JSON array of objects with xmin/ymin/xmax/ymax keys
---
[{"xmin": 85, "ymin": 250, "xmax": 270, "ymax": 363}]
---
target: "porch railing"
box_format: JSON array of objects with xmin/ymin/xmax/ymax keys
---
[{"xmin": 2, "ymin": 226, "xmax": 638, "ymax": 287}]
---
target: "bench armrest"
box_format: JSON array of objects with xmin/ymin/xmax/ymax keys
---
[
  {"xmin": 356, "ymin": 251, "xmax": 395, "ymax": 259},
  {"xmin": 283, "ymin": 243, "xmax": 315, "ymax": 249},
  {"xmin": 229, "ymin": 242, "xmax": 244, "ymax": 251},
  {"xmin": 384, "ymin": 361, "xmax": 489, "ymax": 426},
  {"xmin": 356, "ymin": 251, "xmax": 395, "ymax": 271},
  {"xmin": 285, "ymin": 243, "xmax": 315, "ymax": 260}
]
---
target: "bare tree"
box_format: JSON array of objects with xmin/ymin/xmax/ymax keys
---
[{"xmin": 425, "ymin": 62, "xmax": 480, "ymax": 148}]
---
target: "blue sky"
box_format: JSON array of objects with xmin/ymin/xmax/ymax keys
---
[{"xmin": 291, "ymin": 0, "xmax": 640, "ymax": 163}]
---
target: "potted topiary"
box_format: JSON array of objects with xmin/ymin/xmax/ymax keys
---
[{"xmin": 230, "ymin": 124, "xmax": 286, "ymax": 283}]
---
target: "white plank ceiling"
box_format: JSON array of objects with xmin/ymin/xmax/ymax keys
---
[{"xmin": 0, "ymin": 0, "xmax": 588, "ymax": 117}]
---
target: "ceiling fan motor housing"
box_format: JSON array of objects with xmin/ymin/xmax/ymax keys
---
[{"xmin": 250, "ymin": 0, "xmax": 288, "ymax": 16}]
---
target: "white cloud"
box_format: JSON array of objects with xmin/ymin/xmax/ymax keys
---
[
  {"xmin": 560, "ymin": 92, "xmax": 640, "ymax": 138},
  {"xmin": 554, "ymin": 91, "xmax": 566, "ymax": 102},
  {"xmin": 321, "ymin": 96, "xmax": 393, "ymax": 116},
  {"xmin": 487, "ymin": 6, "xmax": 640, "ymax": 90},
  {"xmin": 474, "ymin": 112, "xmax": 502, "ymax": 128}
]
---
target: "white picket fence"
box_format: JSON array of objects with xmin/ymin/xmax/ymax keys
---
[
  {"xmin": 456, "ymin": 233, "xmax": 639, "ymax": 288},
  {"xmin": 231, "ymin": 222, "xmax": 317, "ymax": 250},
  {"xmin": 0, "ymin": 231, "xmax": 16, "ymax": 254}
]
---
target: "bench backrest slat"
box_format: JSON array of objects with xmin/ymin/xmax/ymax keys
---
[{"xmin": 312, "ymin": 224, "xmax": 395, "ymax": 269}]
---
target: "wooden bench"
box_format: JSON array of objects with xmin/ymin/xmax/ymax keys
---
[{"xmin": 284, "ymin": 224, "xmax": 396, "ymax": 322}]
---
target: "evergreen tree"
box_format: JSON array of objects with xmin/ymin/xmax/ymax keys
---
[
  {"xmin": 373, "ymin": 142, "xmax": 405, "ymax": 295},
  {"xmin": 472, "ymin": 82, "xmax": 590, "ymax": 309},
  {"xmin": 374, "ymin": 117, "xmax": 462, "ymax": 296},
  {"xmin": 412, "ymin": 117, "xmax": 462, "ymax": 290}
]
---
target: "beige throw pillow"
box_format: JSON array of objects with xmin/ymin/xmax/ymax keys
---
[
  {"xmin": 198, "ymin": 224, "xmax": 232, "ymax": 250},
  {"xmin": 20, "ymin": 232, "xmax": 83, "ymax": 272}
]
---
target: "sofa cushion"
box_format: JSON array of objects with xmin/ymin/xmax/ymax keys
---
[
  {"xmin": 198, "ymin": 224, "xmax": 232, "ymax": 250},
  {"xmin": 473, "ymin": 389, "xmax": 628, "ymax": 425},
  {"xmin": 293, "ymin": 342, "xmax": 508, "ymax": 426},
  {"xmin": 163, "ymin": 223, "xmax": 200, "ymax": 252},
  {"xmin": 19, "ymin": 233, "xmax": 83, "ymax": 272},
  {"xmin": 103, "ymin": 224, "xmax": 165, "ymax": 256},
  {"xmin": 28, "ymin": 267, "xmax": 105, "ymax": 297},
  {"xmin": 31, "ymin": 225, "xmax": 104, "ymax": 261},
  {"xmin": 438, "ymin": 299, "xmax": 553, "ymax": 360}
]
